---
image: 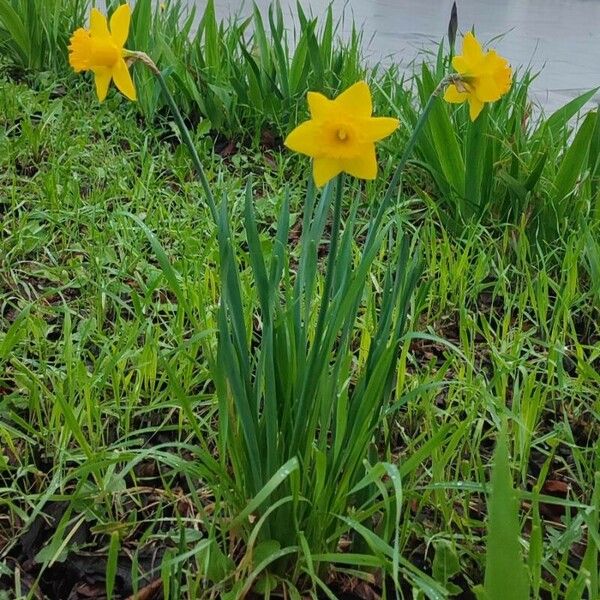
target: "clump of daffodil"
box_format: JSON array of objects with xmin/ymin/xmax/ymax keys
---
[
  {"xmin": 69, "ymin": 4, "xmax": 136, "ymax": 103},
  {"xmin": 284, "ymin": 81, "xmax": 399, "ymax": 187},
  {"xmin": 444, "ymin": 31, "xmax": 512, "ymax": 120}
]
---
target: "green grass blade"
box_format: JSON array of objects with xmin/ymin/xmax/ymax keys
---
[
  {"xmin": 106, "ymin": 531, "xmax": 120, "ymax": 600},
  {"xmin": 578, "ymin": 472, "xmax": 599, "ymax": 598}
]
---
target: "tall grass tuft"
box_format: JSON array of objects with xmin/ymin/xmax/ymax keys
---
[
  {"xmin": 199, "ymin": 172, "xmax": 429, "ymax": 595},
  {"xmin": 0, "ymin": 0, "xmax": 88, "ymax": 71},
  {"xmin": 126, "ymin": 0, "xmax": 365, "ymax": 138},
  {"xmin": 384, "ymin": 51, "xmax": 599, "ymax": 238}
]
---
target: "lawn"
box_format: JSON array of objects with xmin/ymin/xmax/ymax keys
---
[{"xmin": 0, "ymin": 1, "xmax": 599, "ymax": 599}]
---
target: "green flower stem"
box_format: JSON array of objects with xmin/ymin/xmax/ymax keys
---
[
  {"xmin": 135, "ymin": 52, "xmax": 218, "ymax": 222},
  {"xmin": 289, "ymin": 173, "xmax": 345, "ymax": 454},
  {"xmin": 313, "ymin": 173, "xmax": 344, "ymax": 350},
  {"xmin": 365, "ymin": 75, "xmax": 452, "ymax": 250}
]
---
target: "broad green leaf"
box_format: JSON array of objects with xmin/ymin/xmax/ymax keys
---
[
  {"xmin": 553, "ymin": 111, "xmax": 596, "ymax": 204},
  {"xmin": 483, "ymin": 426, "xmax": 529, "ymax": 600},
  {"xmin": 230, "ymin": 458, "xmax": 299, "ymax": 530},
  {"xmin": 432, "ymin": 539, "xmax": 461, "ymax": 593},
  {"xmin": 465, "ymin": 107, "xmax": 489, "ymax": 215},
  {"xmin": 537, "ymin": 87, "xmax": 598, "ymax": 140},
  {"xmin": 197, "ymin": 539, "xmax": 235, "ymax": 583},
  {"xmin": 106, "ymin": 532, "xmax": 120, "ymax": 600},
  {"xmin": 0, "ymin": 1, "xmax": 30, "ymax": 63},
  {"xmin": 421, "ymin": 65, "xmax": 465, "ymax": 196}
]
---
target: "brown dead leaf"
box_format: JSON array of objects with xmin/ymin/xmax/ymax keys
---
[
  {"xmin": 540, "ymin": 479, "xmax": 570, "ymax": 520},
  {"xmin": 218, "ymin": 140, "xmax": 237, "ymax": 158}
]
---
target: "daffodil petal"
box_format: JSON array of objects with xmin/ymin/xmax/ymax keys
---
[
  {"xmin": 90, "ymin": 8, "xmax": 110, "ymax": 38},
  {"xmin": 444, "ymin": 85, "xmax": 468, "ymax": 104},
  {"xmin": 334, "ymin": 81, "xmax": 372, "ymax": 117},
  {"xmin": 484, "ymin": 50, "xmax": 510, "ymax": 72},
  {"xmin": 313, "ymin": 157, "xmax": 343, "ymax": 187},
  {"xmin": 474, "ymin": 75, "xmax": 502, "ymax": 102},
  {"xmin": 462, "ymin": 31, "xmax": 484, "ymax": 63},
  {"xmin": 451, "ymin": 55, "xmax": 470, "ymax": 74},
  {"xmin": 307, "ymin": 91, "xmax": 333, "ymax": 120},
  {"xmin": 492, "ymin": 62, "xmax": 513, "ymax": 93},
  {"xmin": 342, "ymin": 145, "xmax": 377, "ymax": 180},
  {"xmin": 110, "ymin": 3, "xmax": 131, "ymax": 48},
  {"xmin": 93, "ymin": 67, "xmax": 112, "ymax": 102},
  {"xmin": 361, "ymin": 116, "xmax": 399, "ymax": 142},
  {"xmin": 112, "ymin": 58, "xmax": 136, "ymax": 101},
  {"xmin": 284, "ymin": 120, "xmax": 324, "ymax": 157},
  {"xmin": 468, "ymin": 97, "xmax": 484, "ymax": 121}
]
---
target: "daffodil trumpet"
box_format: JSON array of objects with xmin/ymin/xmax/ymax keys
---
[{"xmin": 69, "ymin": 5, "xmax": 137, "ymax": 102}]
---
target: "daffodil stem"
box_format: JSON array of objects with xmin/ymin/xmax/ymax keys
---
[
  {"xmin": 151, "ymin": 66, "xmax": 218, "ymax": 222},
  {"xmin": 290, "ymin": 173, "xmax": 344, "ymax": 454},
  {"xmin": 313, "ymin": 173, "xmax": 344, "ymax": 346},
  {"xmin": 366, "ymin": 75, "xmax": 452, "ymax": 248}
]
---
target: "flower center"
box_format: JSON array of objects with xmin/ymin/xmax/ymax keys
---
[
  {"xmin": 337, "ymin": 127, "xmax": 349, "ymax": 142},
  {"xmin": 454, "ymin": 76, "xmax": 474, "ymax": 94},
  {"xmin": 90, "ymin": 39, "xmax": 120, "ymax": 68}
]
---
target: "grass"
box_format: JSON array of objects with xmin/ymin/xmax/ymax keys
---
[
  {"xmin": 0, "ymin": 0, "xmax": 87, "ymax": 71},
  {"xmin": 1, "ymin": 74, "xmax": 598, "ymax": 598},
  {"xmin": 0, "ymin": 2, "xmax": 599, "ymax": 599},
  {"xmin": 2, "ymin": 0, "xmax": 598, "ymax": 237}
]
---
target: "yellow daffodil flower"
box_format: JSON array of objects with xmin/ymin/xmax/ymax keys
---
[
  {"xmin": 69, "ymin": 4, "xmax": 136, "ymax": 103},
  {"xmin": 284, "ymin": 81, "xmax": 399, "ymax": 187},
  {"xmin": 444, "ymin": 32, "xmax": 512, "ymax": 120}
]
